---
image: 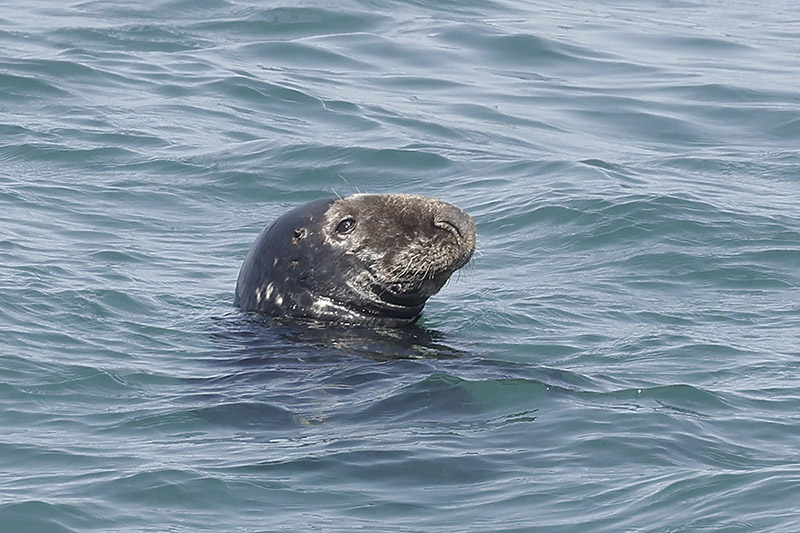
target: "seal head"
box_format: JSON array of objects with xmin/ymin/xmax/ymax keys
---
[{"xmin": 235, "ymin": 193, "xmax": 476, "ymax": 327}]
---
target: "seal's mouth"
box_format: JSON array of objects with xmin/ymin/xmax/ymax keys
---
[
  {"xmin": 372, "ymin": 282, "xmax": 428, "ymax": 307},
  {"xmin": 369, "ymin": 268, "xmax": 454, "ymax": 309}
]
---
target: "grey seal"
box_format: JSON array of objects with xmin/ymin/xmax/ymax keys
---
[{"xmin": 234, "ymin": 193, "xmax": 476, "ymax": 327}]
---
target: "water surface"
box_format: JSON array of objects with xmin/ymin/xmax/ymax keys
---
[{"xmin": 2, "ymin": 0, "xmax": 800, "ymax": 530}]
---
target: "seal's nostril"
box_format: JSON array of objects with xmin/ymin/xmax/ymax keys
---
[
  {"xmin": 434, "ymin": 218, "xmax": 463, "ymax": 238},
  {"xmin": 432, "ymin": 203, "xmax": 474, "ymax": 242}
]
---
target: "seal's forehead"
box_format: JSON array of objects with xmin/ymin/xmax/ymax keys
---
[
  {"xmin": 327, "ymin": 195, "xmax": 420, "ymax": 225},
  {"xmin": 270, "ymin": 197, "xmax": 334, "ymax": 234},
  {"xmin": 332, "ymin": 193, "xmax": 441, "ymax": 212}
]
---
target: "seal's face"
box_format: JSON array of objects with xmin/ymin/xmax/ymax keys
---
[{"xmin": 235, "ymin": 194, "xmax": 476, "ymax": 327}]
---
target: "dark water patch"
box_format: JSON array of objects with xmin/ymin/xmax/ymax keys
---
[
  {"xmin": 644, "ymin": 383, "xmax": 733, "ymax": 413},
  {"xmin": 573, "ymin": 108, "xmax": 709, "ymax": 146},
  {"xmin": 773, "ymin": 116, "xmax": 800, "ymax": 137},
  {"xmin": 0, "ymin": 72, "xmax": 72, "ymax": 100},
  {"xmin": 329, "ymin": 30, "xmax": 459, "ymax": 71},
  {"xmin": 152, "ymin": 0, "xmax": 237, "ymax": 19},
  {"xmin": 364, "ymin": 104, "xmax": 464, "ymax": 142},
  {"xmin": 194, "ymin": 401, "xmax": 297, "ymax": 429},
  {"xmin": 192, "ymin": 6, "xmax": 385, "ymax": 40},
  {"xmin": 661, "ymin": 82, "xmax": 774, "ymax": 103},
  {"xmin": 684, "ymin": 264, "xmax": 795, "ymax": 289},
  {"xmin": 488, "ymin": 33, "xmax": 604, "ymax": 66},
  {"xmin": 0, "ymin": 439, "xmax": 110, "ymax": 477},
  {"xmin": 0, "ymin": 142, "xmax": 138, "ymax": 167},
  {"xmin": 90, "ymin": 468, "xmax": 247, "ymax": 515},
  {"xmin": 89, "ymin": 288, "xmax": 160, "ymax": 317},
  {"xmin": 650, "ymin": 33, "xmax": 754, "ymax": 54},
  {"xmin": 448, "ymin": 102, "xmax": 562, "ymax": 133},
  {"xmin": 208, "ymin": 75, "xmax": 321, "ymax": 107},
  {"xmin": 441, "ymin": 24, "xmax": 601, "ymax": 66},
  {"xmin": 0, "ymin": 124, "xmax": 28, "ymax": 137},
  {"xmin": 438, "ymin": 23, "xmax": 659, "ymax": 84},
  {"xmin": 737, "ymin": 247, "xmax": 800, "ymax": 269},
  {"xmin": 87, "ymin": 250, "xmax": 146, "ymax": 263},
  {"xmin": 3, "ymin": 58, "xmax": 138, "ymax": 91},
  {"xmin": 243, "ymin": 41, "xmax": 372, "ymax": 71},
  {"xmin": 0, "ymin": 500, "xmax": 94, "ymax": 533},
  {"xmin": 52, "ymin": 25, "xmax": 208, "ymax": 54},
  {"xmin": 351, "ymin": 373, "xmax": 484, "ymax": 422},
  {"xmin": 106, "ymin": 400, "xmax": 297, "ymax": 433},
  {"xmin": 208, "ymin": 317, "xmax": 467, "ymax": 369},
  {"xmin": 366, "ymin": 0, "xmax": 515, "ymax": 18}
]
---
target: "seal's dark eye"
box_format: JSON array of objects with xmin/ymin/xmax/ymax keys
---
[{"xmin": 335, "ymin": 217, "xmax": 356, "ymax": 235}]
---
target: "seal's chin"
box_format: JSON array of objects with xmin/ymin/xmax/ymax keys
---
[
  {"xmin": 371, "ymin": 269, "xmax": 453, "ymax": 308},
  {"xmin": 319, "ymin": 282, "xmax": 425, "ymax": 327},
  {"xmin": 336, "ymin": 271, "xmax": 451, "ymax": 326}
]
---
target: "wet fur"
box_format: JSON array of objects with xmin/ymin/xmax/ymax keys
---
[{"xmin": 235, "ymin": 194, "xmax": 476, "ymax": 327}]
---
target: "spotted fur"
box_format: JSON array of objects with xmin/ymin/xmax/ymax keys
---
[{"xmin": 235, "ymin": 194, "xmax": 476, "ymax": 327}]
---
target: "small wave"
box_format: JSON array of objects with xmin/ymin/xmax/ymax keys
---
[{"xmin": 0, "ymin": 500, "xmax": 92, "ymax": 533}]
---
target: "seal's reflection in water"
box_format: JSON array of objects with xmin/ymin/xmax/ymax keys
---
[
  {"xmin": 223, "ymin": 315, "xmax": 465, "ymax": 363},
  {"xmin": 201, "ymin": 316, "xmax": 595, "ymax": 431},
  {"xmin": 201, "ymin": 313, "xmax": 473, "ymax": 428}
]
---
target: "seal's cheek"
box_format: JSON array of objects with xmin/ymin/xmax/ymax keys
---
[{"xmin": 296, "ymin": 270, "xmax": 313, "ymax": 288}]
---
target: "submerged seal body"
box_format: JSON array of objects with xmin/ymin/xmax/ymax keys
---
[{"xmin": 235, "ymin": 193, "xmax": 476, "ymax": 327}]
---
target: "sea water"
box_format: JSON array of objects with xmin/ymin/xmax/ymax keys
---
[{"xmin": 2, "ymin": 0, "xmax": 799, "ymax": 530}]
